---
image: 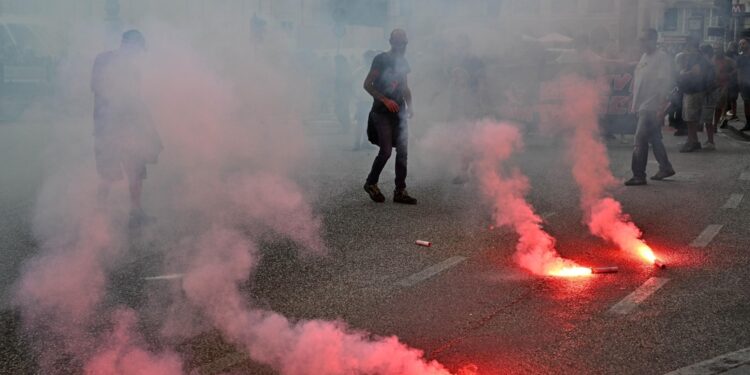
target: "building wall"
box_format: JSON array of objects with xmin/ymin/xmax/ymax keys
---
[{"xmin": 642, "ymin": 0, "xmax": 731, "ymax": 45}]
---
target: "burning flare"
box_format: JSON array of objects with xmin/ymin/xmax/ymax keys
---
[
  {"xmin": 472, "ymin": 121, "xmax": 589, "ymax": 277},
  {"xmin": 552, "ymin": 76, "xmax": 663, "ymax": 266},
  {"xmin": 548, "ymin": 265, "xmax": 593, "ymax": 277}
]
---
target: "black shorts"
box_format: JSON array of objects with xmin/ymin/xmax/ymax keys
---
[{"xmin": 94, "ymin": 135, "xmax": 147, "ymax": 182}]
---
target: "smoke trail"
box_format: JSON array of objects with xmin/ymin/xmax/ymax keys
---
[
  {"xmin": 13, "ymin": 171, "xmax": 180, "ymax": 373},
  {"xmin": 471, "ymin": 120, "xmax": 589, "ymax": 276},
  {"xmin": 181, "ymin": 225, "xmax": 452, "ymax": 375},
  {"xmin": 554, "ymin": 75, "xmax": 655, "ymax": 262},
  {"xmin": 84, "ymin": 309, "xmax": 183, "ymax": 375},
  {"xmin": 13, "ymin": 17, "xmax": 471, "ymax": 375},
  {"xmin": 151, "ymin": 39, "xmax": 456, "ymax": 372}
]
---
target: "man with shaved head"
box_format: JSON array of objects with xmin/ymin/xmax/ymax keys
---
[{"xmin": 363, "ymin": 28, "xmax": 417, "ymax": 204}]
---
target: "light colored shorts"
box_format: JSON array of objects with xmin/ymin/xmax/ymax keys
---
[
  {"xmin": 682, "ymin": 92, "xmax": 705, "ymax": 122},
  {"xmin": 701, "ymin": 88, "xmax": 722, "ymax": 124}
]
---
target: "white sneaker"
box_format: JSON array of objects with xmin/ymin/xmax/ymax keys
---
[{"xmin": 702, "ymin": 141, "xmax": 716, "ymax": 151}]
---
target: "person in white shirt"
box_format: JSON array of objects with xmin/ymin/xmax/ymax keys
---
[{"xmin": 626, "ymin": 29, "xmax": 676, "ymax": 186}]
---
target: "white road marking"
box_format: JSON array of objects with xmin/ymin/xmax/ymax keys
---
[
  {"xmin": 664, "ymin": 346, "xmax": 750, "ymax": 375},
  {"xmin": 722, "ymin": 194, "xmax": 744, "ymax": 209},
  {"xmin": 143, "ymin": 273, "xmax": 184, "ymax": 281},
  {"xmin": 396, "ymin": 256, "xmax": 466, "ymax": 287},
  {"xmin": 541, "ymin": 211, "xmax": 557, "ymax": 220},
  {"xmin": 690, "ymin": 225, "xmax": 723, "ymax": 248},
  {"xmin": 740, "ymin": 172, "xmax": 750, "ymax": 181},
  {"xmin": 608, "ymin": 277, "xmax": 670, "ymax": 315}
]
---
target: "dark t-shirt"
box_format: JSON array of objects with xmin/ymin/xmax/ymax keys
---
[
  {"xmin": 91, "ymin": 50, "xmax": 146, "ymax": 136},
  {"xmin": 370, "ymin": 52, "xmax": 410, "ymax": 114},
  {"xmin": 737, "ymin": 54, "xmax": 750, "ymax": 87}
]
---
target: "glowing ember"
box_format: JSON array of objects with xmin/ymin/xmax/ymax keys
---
[
  {"xmin": 548, "ymin": 266, "xmax": 593, "ymax": 277},
  {"xmin": 636, "ymin": 243, "xmax": 657, "ymax": 264}
]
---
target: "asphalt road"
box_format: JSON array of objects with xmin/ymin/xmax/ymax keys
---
[{"xmin": 2, "ymin": 110, "xmax": 750, "ymax": 375}]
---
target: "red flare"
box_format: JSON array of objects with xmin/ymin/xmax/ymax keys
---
[
  {"xmin": 548, "ymin": 266, "xmax": 593, "ymax": 277},
  {"xmin": 636, "ymin": 243, "xmax": 656, "ymax": 263}
]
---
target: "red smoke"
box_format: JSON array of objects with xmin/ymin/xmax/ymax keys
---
[
  {"xmin": 472, "ymin": 121, "xmax": 590, "ymax": 277},
  {"xmin": 84, "ymin": 309, "xmax": 183, "ymax": 375},
  {"xmin": 14, "ymin": 23, "xmax": 466, "ymax": 375},
  {"xmin": 182, "ymin": 226, "xmax": 455, "ymax": 375},
  {"xmin": 554, "ymin": 75, "xmax": 657, "ymax": 264}
]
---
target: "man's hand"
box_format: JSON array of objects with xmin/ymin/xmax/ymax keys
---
[{"xmin": 382, "ymin": 98, "xmax": 400, "ymax": 113}]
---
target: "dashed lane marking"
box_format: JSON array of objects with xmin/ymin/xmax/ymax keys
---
[
  {"xmin": 664, "ymin": 346, "xmax": 750, "ymax": 375},
  {"xmin": 143, "ymin": 273, "xmax": 184, "ymax": 281},
  {"xmin": 396, "ymin": 256, "xmax": 466, "ymax": 287},
  {"xmin": 689, "ymin": 224, "xmax": 723, "ymax": 248},
  {"xmin": 608, "ymin": 277, "xmax": 670, "ymax": 315},
  {"xmin": 722, "ymin": 194, "xmax": 744, "ymax": 209}
]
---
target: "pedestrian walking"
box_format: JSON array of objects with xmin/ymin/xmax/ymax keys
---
[
  {"xmin": 710, "ymin": 44, "xmax": 736, "ymax": 134},
  {"xmin": 92, "ymin": 30, "xmax": 162, "ymax": 226},
  {"xmin": 697, "ymin": 44, "xmax": 720, "ymax": 150},
  {"xmin": 725, "ymin": 41, "xmax": 740, "ymax": 121},
  {"xmin": 735, "ymin": 38, "xmax": 750, "ymax": 132},
  {"xmin": 363, "ymin": 29, "xmax": 417, "ymax": 204},
  {"xmin": 676, "ymin": 38, "xmax": 712, "ymax": 152},
  {"xmin": 625, "ymin": 29, "xmax": 675, "ymax": 186}
]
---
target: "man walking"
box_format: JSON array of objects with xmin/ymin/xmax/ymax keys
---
[
  {"xmin": 676, "ymin": 38, "xmax": 711, "ymax": 152},
  {"xmin": 626, "ymin": 29, "xmax": 675, "ymax": 186},
  {"xmin": 92, "ymin": 30, "xmax": 162, "ymax": 226},
  {"xmin": 736, "ymin": 38, "xmax": 750, "ymax": 131},
  {"xmin": 363, "ymin": 29, "xmax": 417, "ymax": 204}
]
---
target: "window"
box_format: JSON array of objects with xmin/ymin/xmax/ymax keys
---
[{"xmin": 663, "ymin": 8, "xmax": 679, "ymax": 31}]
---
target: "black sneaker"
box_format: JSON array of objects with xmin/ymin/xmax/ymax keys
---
[
  {"xmin": 364, "ymin": 183, "xmax": 385, "ymax": 203},
  {"xmin": 719, "ymin": 119, "xmax": 729, "ymax": 129},
  {"xmin": 651, "ymin": 169, "xmax": 676, "ymax": 181},
  {"xmin": 624, "ymin": 177, "xmax": 647, "ymax": 186},
  {"xmin": 393, "ymin": 189, "xmax": 417, "ymax": 205},
  {"xmin": 679, "ymin": 142, "xmax": 701, "ymax": 153},
  {"xmin": 452, "ymin": 174, "xmax": 469, "ymax": 185}
]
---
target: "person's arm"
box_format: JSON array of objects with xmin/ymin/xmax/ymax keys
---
[
  {"xmin": 403, "ymin": 75, "xmax": 413, "ymax": 118},
  {"xmin": 363, "ymin": 62, "xmax": 400, "ymax": 113}
]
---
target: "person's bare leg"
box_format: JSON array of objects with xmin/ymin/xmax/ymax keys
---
[
  {"xmin": 128, "ymin": 178, "xmax": 143, "ymax": 213},
  {"xmin": 714, "ymin": 106, "xmax": 722, "ymax": 128},
  {"xmin": 686, "ymin": 121, "xmax": 699, "ymax": 144},
  {"xmin": 706, "ymin": 121, "xmax": 715, "ymax": 144}
]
